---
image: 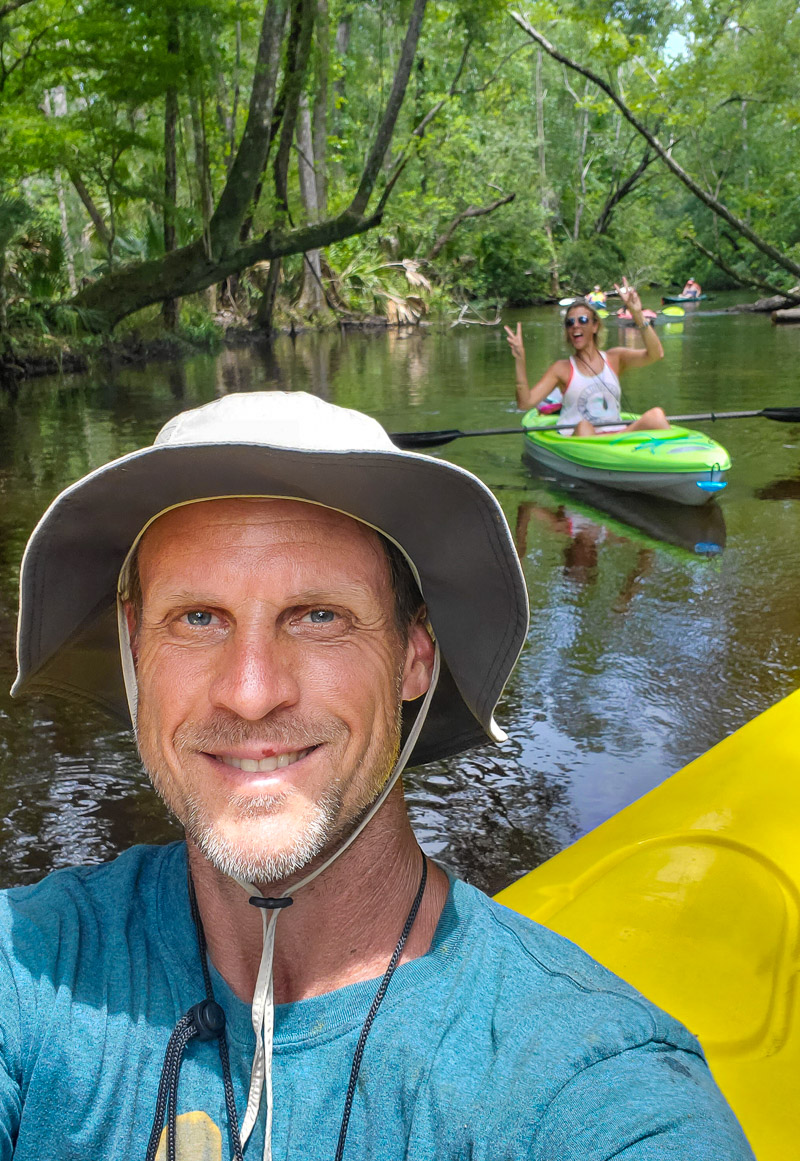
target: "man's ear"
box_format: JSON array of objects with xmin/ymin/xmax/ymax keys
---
[
  {"xmin": 123, "ymin": 601, "xmax": 139, "ymax": 667},
  {"xmin": 401, "ymin": 615, "xmax": 435, "ymax": 702}
]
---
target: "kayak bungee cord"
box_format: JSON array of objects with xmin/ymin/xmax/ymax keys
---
[{"xmin": 146, "ymin": 644, "xmax": 442, "ymax": 1161}]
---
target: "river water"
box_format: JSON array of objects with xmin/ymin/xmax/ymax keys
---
[{"xmin": 1, "ymin": 294, "xmax": 799, "ymax": 893}]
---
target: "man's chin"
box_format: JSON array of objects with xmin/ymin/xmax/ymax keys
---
[{"xmin": 185, "ymin": 799, "xmax": 339, "ymax": 886}]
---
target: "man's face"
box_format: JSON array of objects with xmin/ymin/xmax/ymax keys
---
[{"xmin": 129, "ymin": 498, "xmax": 433, "ymax": 885}]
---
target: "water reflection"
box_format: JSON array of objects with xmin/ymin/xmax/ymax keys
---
[{"xmin": 0, "ymin": 301, "xmax": 799, "ymax": 894}]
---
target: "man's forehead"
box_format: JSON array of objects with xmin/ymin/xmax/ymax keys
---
[
  {"xmin": 142, "ymin": 497, "xmax": 377, "ymax": 542},
  {"xmin": 136, "ymin": 497, "xmax": 388, "ymax": 583}
]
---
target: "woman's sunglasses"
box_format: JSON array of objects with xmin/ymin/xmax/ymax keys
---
[{"xmin": 565, "ymin": 314, "xmax": 592, "ymax": 328}]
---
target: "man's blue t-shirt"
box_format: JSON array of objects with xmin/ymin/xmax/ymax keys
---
[{"xmin": 0, "ymin": 842, "xmax": 753, "ymax": 1159}]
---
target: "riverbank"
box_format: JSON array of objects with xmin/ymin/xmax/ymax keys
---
[
  {"xmin": 0, "ymin": 314, "xmax": 408, "ymax": 386},
  {"xmin": 0, "ymin": 284, "xmax": 780, "ymax": 386}
]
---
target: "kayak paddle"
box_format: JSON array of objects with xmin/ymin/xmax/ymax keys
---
[{"xmin": 390, "ymin": 408, "xmax": 800, "ymax": 450}]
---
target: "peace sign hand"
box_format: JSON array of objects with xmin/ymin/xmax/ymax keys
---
[
  {"xmin": 614, "ymin": 277, "xmax": 643, "ymax": 314},
  {"xmin": 504, "ymin": 322, "xmax": 526, "ymax": 361}
]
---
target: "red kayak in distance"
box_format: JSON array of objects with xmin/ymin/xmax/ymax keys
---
[{"xmin": 616, "ymin": 308, "xmax": 658, "ymax": 321}]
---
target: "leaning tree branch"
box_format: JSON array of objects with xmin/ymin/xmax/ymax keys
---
[
  {"xmin": 510, "ymin": 11, "xmax": 800, "ymax": 282},
  {"xmin": 67, "ymin": 169, "xmax": 112, "ymax": 250},
  {"xmin": 682, "ymin": 234, "xmax": 800, "ymax": 304},
  {"xmin": 594, "ymin": 148, "xmax": 656, "ymax": 234},
  {"xmin": 71, "ymin": 0, "xmax": 429, "ymax": 329},
  {"xmin": 0, "ymin": 0, "xmax": 36, "ymax": 18},
  {"xmin": 427, "ymin": 193, "xmax": 515, "ymax": 260},
  {"xmin": 209, "ymin": 0, "xmax": 289, "ymax": 255},
  {"xmin": 348, "ymin": 0, "xmax": 427, "ymax": 217}
]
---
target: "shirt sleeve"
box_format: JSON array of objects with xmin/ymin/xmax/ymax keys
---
[{"xmin": 531, "ymin": 1041, "xmax": 755, "ymax": 1160}]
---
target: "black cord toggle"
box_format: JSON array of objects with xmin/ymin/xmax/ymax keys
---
[
  {"xmin": 249, "ymin": 895, "xmax": 294, "ymax": 909},
  {"xmin": 188, "ymin": 999, "xmax": 226, "ymax": 1041}
]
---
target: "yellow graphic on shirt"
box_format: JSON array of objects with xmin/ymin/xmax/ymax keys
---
[{"xmin": 154, "ymin": 1111, "xmax": 222, "ymax": 1160}]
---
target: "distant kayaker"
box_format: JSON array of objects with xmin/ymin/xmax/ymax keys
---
[
  {"xmin": 682, "ymin": 277, "xmax": 702, "ymax": 298},
  {"xmin": 505, "ymin": 279, "xmax": 669, "ymax": 436},
  {"xmin": 586, "ymin": 284, "xmax": 606, "ymax": 305}
]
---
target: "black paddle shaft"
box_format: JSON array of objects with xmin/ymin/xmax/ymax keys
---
[{"xmin": 389, "ymin": 407, "xmax": 800, "ymax": 451}]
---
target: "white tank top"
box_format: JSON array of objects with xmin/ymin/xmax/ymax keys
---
[{"xmin": 560, "ymin": 353, "xmax": 622, "ymax": 427}]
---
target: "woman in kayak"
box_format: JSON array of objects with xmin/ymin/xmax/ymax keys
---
[
  {"xmin": 505, "ymin": 279, "xmax": 668, "ymax": 437},
  {"xmin": 682, "ymin": 277, "xmax": 702, "ymax": 298}
]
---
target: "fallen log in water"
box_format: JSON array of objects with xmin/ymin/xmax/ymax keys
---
[
  {"xmin": 735, "ymin": 294, "xmax": 798, "ymax": 313},
  {"xmin": 772, "ymin": 308, "xmax": 800, "ymax": 325}
]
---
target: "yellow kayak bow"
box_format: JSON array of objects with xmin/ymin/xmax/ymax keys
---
[{"xmin": 496, "ymin": 689, "xmax": 800, "ymax": 1159}]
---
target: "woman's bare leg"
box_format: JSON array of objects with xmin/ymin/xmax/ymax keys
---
[{"xmin": 626, "ymin": 407, "xmax": 670, "ymax": 432}]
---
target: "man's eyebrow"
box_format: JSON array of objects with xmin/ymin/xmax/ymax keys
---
[
  {"xmin": 284, "ymin": 583, "xmax": 382, "ymax": 605},
  {"xmin": 146, "ymin": 583, "xmax": 381, "ymax": 606}
]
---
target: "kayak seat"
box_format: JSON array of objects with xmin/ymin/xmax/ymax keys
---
[{"xmin": 531, "ymin": 835, "xmax": 797, "ymax": 1057}]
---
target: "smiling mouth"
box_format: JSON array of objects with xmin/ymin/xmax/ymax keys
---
[{"xmin": 215, "ymin": 747, "xmax": 314, "ymax": 773}]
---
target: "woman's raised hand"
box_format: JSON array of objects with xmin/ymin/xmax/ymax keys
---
[
  {"xmin": 615, "ymin": 276, "xmax": 642, "ymax": 314},
  {"xmin": 504, "ymin": 322, "xmax": 526, "ymax": 361}
]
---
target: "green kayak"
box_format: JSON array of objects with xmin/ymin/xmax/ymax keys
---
[
  {"xmin": 521, "ymin": 411, "xmax": 731, "ymax": 506},
  {"xmin": 661, "ymin": 293, "xmax": 707, "ymax": 304}
]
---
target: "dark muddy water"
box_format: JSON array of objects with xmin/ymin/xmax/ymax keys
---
[{"xmin": 2, "ymin": 293, "xmax": 799, "ymax": 893}]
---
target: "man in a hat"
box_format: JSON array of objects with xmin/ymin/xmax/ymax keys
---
[{"xmin": 1, "ymin": 392, "xmax": 751, "ymax": 1159}]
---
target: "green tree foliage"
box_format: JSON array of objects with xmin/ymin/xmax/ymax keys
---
[{"xmin": 1, "ymin": 0, "xmax": 799, "ymax": 336}]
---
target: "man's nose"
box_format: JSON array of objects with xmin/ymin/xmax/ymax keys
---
[{"xmin": 209, "ymin": 631, "xmax": 300, "ymax": 720}]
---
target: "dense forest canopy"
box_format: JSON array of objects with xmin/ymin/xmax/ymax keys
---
[{"xmin": 1, "ymin": 0, "xmax": 798, "ymax": 338}]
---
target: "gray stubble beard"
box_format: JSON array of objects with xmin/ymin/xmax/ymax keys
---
[{"xmin": 138, "ymin": 698, "xmax": 403, "ymax": 887}]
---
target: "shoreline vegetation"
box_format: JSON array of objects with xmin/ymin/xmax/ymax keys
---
[{"xmin": 2, "ymin": 287, "xmax": 797, "ymax": 386}]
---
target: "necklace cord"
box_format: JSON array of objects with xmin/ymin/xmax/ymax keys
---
[
  {"xmin": 334, "ymin": 852, "xmax": 429, "ymax": 1161},
  {"xmin": 151, "ymin": 853, "xmax": 428, "ymax": 1161},
  {"xmin": 188, "ymin": 872, "xmax": 246, "ymax": 1161}
]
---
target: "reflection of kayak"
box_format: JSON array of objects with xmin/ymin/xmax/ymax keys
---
[
  {"xmin": 539, "ymin": 480, "xmax": 727, "ymax": 556},
  {"xmin": 521, "ymin": 411, "xmax": 731, "ymax": 506},
  {"xmin": 662, "ymin": 293, "xmax": 707, "ymax": 303},
  {"xmin": 496, "ymin": 687, "xmax": 800, "ymax": 1161}
]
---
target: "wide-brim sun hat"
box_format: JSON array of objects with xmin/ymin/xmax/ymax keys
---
[{"xmin": 12, "ymin": 391, "xmax": 529, "ymax": 766}]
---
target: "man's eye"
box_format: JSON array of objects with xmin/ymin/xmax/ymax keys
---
[
  {"xmin": 304, "ymin": 609, "xmax": 336, "ymax": 624},
  {"xmin": 184, "ymin": 611, "xmax": 214, "ymax": 627}
]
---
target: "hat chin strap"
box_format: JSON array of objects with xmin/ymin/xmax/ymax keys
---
[{"xmin": 233, "ymin": 644, "xmax": 441, "ymax": 1161}]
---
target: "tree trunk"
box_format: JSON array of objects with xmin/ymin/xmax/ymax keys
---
[
  {"xmin": 312, "ymin": 0, "xmax": 329, "ymax": 215},
  {"xmin": 296, "ymin": 92, "xmax": 324, "ymax": 314},
  {"xmin": 572, "ymin": 84, "xmax": 590, "ymax": 241},
  {"xmin": 42, "ymin": 89, "xmax": 77, "ymax": 293},
  {"xmin": 162, "ymin": 15, "xmax": 180, "ymax": 330},
  {"xmin": 512, "ymin": 13, "xmax": 800, "ymax": 283},
  {"xmin": 535, "ymin": 49, "xmax": 559, "ymax": 296},
  {"xmin": 256, "ymin": 258, "xmax": 282, "ymax": 328},
  {"xmin": 330, "ymin": 14, "xmax": 351, "ymax": 182}
]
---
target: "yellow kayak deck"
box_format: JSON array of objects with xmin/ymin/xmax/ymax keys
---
[{"xmin": 495, "ymin": 688, "xmax": 800, "ymax": 1159}]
